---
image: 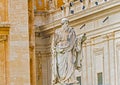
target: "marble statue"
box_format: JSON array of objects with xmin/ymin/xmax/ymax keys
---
[{"xmin": 52, "ymin": 18, "xmax": 86, "ymax": 85}]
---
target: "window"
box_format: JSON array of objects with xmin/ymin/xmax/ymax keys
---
[
  {"xmin": 77, "ymin": 76, "xmax": 81, "ymax": 85},
  {"xmin": 97, "ymin": 72, "xmax": 103, "ymax": 85}
]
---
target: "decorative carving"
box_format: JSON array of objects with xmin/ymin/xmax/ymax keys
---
[{"xmin": 52, "ymin": 18, "xmax": 86, "ymax": 85}]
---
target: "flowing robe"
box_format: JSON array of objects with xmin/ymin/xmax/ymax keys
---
[{"xmin": 52, "ymin": 26, "xmax": 80, "ymax": 85}]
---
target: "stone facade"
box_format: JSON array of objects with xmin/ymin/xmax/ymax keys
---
[
  {"xmin": 35, "ymin": 0, "xmax": 120, "ymax": 85},
  {"xmin": 1, "ymin": 0, "xmax": 120, "ymax": 85}
]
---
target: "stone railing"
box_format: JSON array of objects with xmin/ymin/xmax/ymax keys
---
[{"xmin": 45, "ymin": 0, "xmax": 110, "ymax": 24}]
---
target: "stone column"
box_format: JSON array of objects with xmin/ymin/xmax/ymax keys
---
[
  {"xmin": 115, "ymin": 30, "xmax": 120, "ymax": 85},
  {"xmin": 8, "ymin": 0, "xmax": 30, "ymax": 85},
  {"xmin": 28, "ymin": 0, "xmax": 37, "ymax": 85},
  {"xmin": 86, "ymin": 40, "xmax": 92, "ymax": 85},
  {"xmin": 91, "ymin": 38, "xmax": 95, "ymax": 85},
  {"xmin": 107, "ymin": 33, "xmax": 116, "ymax": 85},
  {"xmin": 103, "ymin": 35, "xmax": 110, "ymax": 85},
  {"xmin": 0, "ymin": 35, "xmax": 8, "ymax": 85},
  {"xmin": 81, "ymin": 43, "xmax": 88, "ymax": 85}
]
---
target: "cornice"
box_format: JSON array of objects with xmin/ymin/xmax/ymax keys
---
[{"xmin": 36, "ymin": 0, "xmax": 120, "ymax": 35}]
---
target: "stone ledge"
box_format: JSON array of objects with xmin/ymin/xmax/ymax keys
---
[{"xmin": 0, "ymin": 22, "xmax": 10, "ymax": 35}]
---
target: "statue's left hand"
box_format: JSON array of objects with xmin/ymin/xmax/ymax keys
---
[{"xmin": 81, "ymin": 33, "xmax": 87, "ymax": 45}]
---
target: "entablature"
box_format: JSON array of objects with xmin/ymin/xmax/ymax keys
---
[{"xmin": 36, "ymin": 0, "xmax": 120, "ymax": 37}]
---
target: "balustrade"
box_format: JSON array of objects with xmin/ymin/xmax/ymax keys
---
[{"xmin": 45, "ymin": 0, "xmax": 110, "ymax": 24}]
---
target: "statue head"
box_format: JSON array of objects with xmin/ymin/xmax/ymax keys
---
[{"xmin": 61, "ymin": 18, "xmax": 69, "ymax": 25}]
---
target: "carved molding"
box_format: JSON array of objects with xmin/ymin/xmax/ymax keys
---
[
  {"xmin": 82, "ymin": 32, "xmax": 115, "ymax": 46},
  {"xmin": 90, "ymin": 32, "xmax": 115, "ymax": 46},
  {"xmin": 0, "ymin": 23, "xmax": 10, "ymax": 35}
]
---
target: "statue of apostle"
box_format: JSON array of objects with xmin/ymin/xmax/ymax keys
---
[{"xmin": 52, "ymin": 18, "xmax": 86, "ymax": 85}]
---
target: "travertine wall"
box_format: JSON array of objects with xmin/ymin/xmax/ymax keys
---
[{"xmin": 35, "ymin": 0, "xmax": 120, "ymax": 85}]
